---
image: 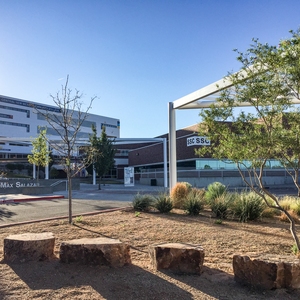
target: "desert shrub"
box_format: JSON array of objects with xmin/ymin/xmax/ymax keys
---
[
  {"xmin": 209, "ymin": 193, "xmax": 233, "ymax": 219},
  {"xmin": 290, "ymin": 200, "xmax": 300, "ymax": 216},
  {"xmin": 183, "ymin": 192, "xmax": 204, "ymax": 215},
  {"xmin": 170, "ymin": 182, "xmax": 191, "ymax": 209},
  {"xmin": 261, "ymin": 207, "xmax": 278, "ymax": 218},
  {"xmin": 279, "ymin": 197, "xmax": 293, "ymax": 211},
  {"xmin": 281, "ymin": 196, "xmax": 300, "ymax": 216},
  {"xmin": 231, "ymin": 192, "xmax": 266, "ymax": 222},
  {"xmin": 189, "ymin": 187, "xmax": 206, "ymax": 200},
  {"xmin": 154, "ymin": 193, "xmax": 173, "ymax": 213},
  {"xmin": 132, "ymin": 193, "xmax": 154, "ymax": 211},
  {"xmin": 279, "ymin": 210, "xmax": 300, "ymax": 223},
  {"xmin": 205, "ymin": 182, "xmax": 227, "ymax": 204}
]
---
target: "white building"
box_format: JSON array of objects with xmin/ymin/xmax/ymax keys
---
[{"xmin": 0, "ymin": 95, "xmax": 120, "ymax": 159}]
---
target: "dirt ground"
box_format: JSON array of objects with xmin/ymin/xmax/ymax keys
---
[{"xmin": 1, "ymin": 208, "xmax": 300, "ymax": 300}]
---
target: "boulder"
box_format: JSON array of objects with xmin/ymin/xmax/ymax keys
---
[
  {"xmin": 4, "ymin": 232, "xmax": 55, "ymax": 262},
  {"xmin": 233, "ymin": 254, "xmax": 300, "ymax": 289},
  {"xmin": 59, "ymin": 237, "xmax": 131, "ymax": 267},
  {"xmin": 149, "ymin": 242, "xmax": 205, "ymax": 274}
]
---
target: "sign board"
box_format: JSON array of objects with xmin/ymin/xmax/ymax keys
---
[
  {"xmin": 0, "ymin": 181, "xmax": 40, "ymax": 190},
  {"xmin": 124, "ymin": 167, "xmax": 134, "ymax": 187},
  {"xmin": 187, "ymin": 136, "xmax": 210, "ymax": 147}
]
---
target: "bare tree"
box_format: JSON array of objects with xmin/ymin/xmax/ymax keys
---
[{"xmin": 35, "ymin": 76, "xmax": 96, "ymax": 224}]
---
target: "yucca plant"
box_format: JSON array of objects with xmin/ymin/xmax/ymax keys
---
[
  {"xmin": 209, "ymin": 193, "xmax": 233, "ymax": 219},
  {"xmin": 205, "ymin": 182, "xmax": 227, "ymax": 204},
  {"xmin": 183, "ymin": 192, "xmax": 204, "ymax": 215},
  {"xmin": 132, "ymin": 193, "xmax": 154, "ymax": 211},
  {"xmin": 232, "ymin": 192, "xmax": 266, "ymax": 222},
  {"xmin": 154, "ymin": 193, "xmax": 173, "ymax": 213}
]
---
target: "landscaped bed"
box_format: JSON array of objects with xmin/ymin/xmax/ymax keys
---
[{"xmin": 0, "ymin": 208, "xmax": 300, "ymax": 299}]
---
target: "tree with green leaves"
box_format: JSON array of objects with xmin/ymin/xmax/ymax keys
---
[
  {"xmin": 28, "ymin": 128, "xmax": 51, "ymax": 181},
  {"xmin": 34, "ymin": 76, "xmax": 95, "ymax": 224},
  {"xmin": 197, "ymin": 29, "xmax": 300, "ymax": 251},
  {"xmin": 88, "ymin": 124, "xmax": 116, "ymax": 190}
]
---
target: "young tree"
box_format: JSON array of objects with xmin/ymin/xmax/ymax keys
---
[
  {"xmin": 35, "ymin": 76, "xmax": 95, "ymax": 224},
  {"xmin": 28, "ymin": 128, "xmax": 51, "ymax": 181},
  {"xmin": 197, "ymin": 29, "xmax": 300, "ymax": 251},
  {"xmin": 88, "ymin": 124, "xmax": 116, "ymax": 190}
]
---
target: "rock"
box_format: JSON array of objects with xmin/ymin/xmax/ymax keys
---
[
  {"xmin": 4, "ymin": 232, "xmax": 55, "ymax": 262},
  {"xmin": 59, "ymin": 237, "xmax": 131, "ymax": 267},
  {"xmin": 233, "ymin": 254, "xmax": 300, "ymax": 290},
  {"xmin": 149, "ymin": 242, "xmax": 205, "ymax": 274}
]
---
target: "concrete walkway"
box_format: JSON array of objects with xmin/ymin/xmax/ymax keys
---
[{"xmin": 0, "ymin": 183, "xmax": 167, "ymax": 226}]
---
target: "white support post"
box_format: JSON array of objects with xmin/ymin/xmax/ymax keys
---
[
  {"xmin": 45, "ymin": 164, "xmax": 49, "ymax": 179},
  {"xmin": 45, "ymin": 141, "xmax": 49, "ymax": 179},
  {"xmin": 93, "ymin": 166, "xmax": 96, "ymax": 185},
  {"xmin": 163, "ymin": 138, "xmax": 168, "ymax": 188},
  {"xmin": 168, "ymin": 102, "xmax": 177, "ymax": 192},
  {"xmin": 33, "ymin": 164, "xmax": 36, "ymax": 179}
]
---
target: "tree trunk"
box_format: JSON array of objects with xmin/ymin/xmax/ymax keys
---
[
  {"xmin": 98, "ymin": 177, "xmax": 101, "ymax": 190},
  {"xmin": 67, "ymin": 169, "xmax": 72, "ymax": 224}
]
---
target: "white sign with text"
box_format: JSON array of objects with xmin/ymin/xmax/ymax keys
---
[{"xmin": 187, "ymin": 136, "xmax": 210, "ymax": 147}]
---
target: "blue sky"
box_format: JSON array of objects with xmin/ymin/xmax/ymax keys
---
[{"xmin": 1, "ymin": 0, "xmax": 300, "ymax": 138}]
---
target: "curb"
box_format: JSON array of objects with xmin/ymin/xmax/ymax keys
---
[{"xmin": 0, "ymin": 195, "xmax": 65, "ymax": 204}]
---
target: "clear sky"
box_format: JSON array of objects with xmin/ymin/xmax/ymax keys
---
[{"xmin": 1, "ymin": 0, "xmax": 300, "ymax": 138}]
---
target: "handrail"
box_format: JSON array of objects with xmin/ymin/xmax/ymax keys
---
[{"xmin": 50, "ymin": 180, "xmax": 68, "ymax": 191}]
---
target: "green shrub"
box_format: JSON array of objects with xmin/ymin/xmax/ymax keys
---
[
  {"xmin": 183, "ymin": 188, "xmax": 206, "ymax": 215},
  {"xmin": 183, "ymin": 192, "xmax": 204, "ymax": 215},
  {"xmin": 209, "ymin": 193, "xmax": 232, "ymax": 219},
  {"xmin": 232, "ymin": 192, "xmax": 266, "ymax": 222},
  {"xmin": 154, "ymin": 193, "xmax": 173, "ymax": 213},
  {"xmin": 205, "ymin": 182, "xmax": 227, "ymax": 204},
  {"xmin": 132, "ymin": 193, "xmax": 154, "ymax": 211},
  {"xmin": 170, "ymin": 182, "xmax": 191, "ymax": 209}
]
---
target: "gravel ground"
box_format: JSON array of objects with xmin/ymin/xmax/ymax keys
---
[{"xmin": 0, "ymin": 208, "xmax": 300, "ymax": 299}]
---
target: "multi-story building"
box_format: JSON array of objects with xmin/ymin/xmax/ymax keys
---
[{"xmin": 0, "ymin": 95, "xmax": 120, "ymax": 160}]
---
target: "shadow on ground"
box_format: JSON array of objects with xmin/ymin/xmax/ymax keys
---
[
  {"xmin": 0, "ymin": 207, "xmax": 17, "ymax": 220},
  {"xmin": 5, "ymin": 259, "xmax": 193, "ymax": 299}
]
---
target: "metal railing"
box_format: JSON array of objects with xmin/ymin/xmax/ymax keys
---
[{"xmin": 51, "ymin": 180, "xmax": 68, "ymax": 191}]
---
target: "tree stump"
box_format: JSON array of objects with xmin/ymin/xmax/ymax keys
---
[
  {"xmin": 4, "ymin": 232, "xmax": 55, "ymax": 262},
  {"xmin": 233, "ymin": 254, "xmax": 300, "ymax": 290},
  {"xmin": 59, "ymin": 237, "xmax": 131, "ymax": 267},
  {"xmin": 149, "ymin": 242, "xmax": 205, "ymax": 274}
]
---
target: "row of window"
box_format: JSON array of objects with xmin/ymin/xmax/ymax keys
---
[
  {"xmin": 0, "ymin": 121, "xmax": 30, "ymax": 132},
  {"xmin": 0, "ymin": 153, "xmax": 28, "ymax": 159},
  {"xmin": 37, "ymin": 114, "xmax": 96, "ymax": 129},
  {"xmin": 0, "ymin": 104, "xmax": 30, "ymax": 118},
  {"xmin": 196, "ymin": 159, "xmax": 286, "ymax": 170},
  {"xmin": 101, "ymin": 123, "xmax": 118, "ymax": 129},
  {"xmin": 0, "ymin": 97, "xmax": 60, "ymax": 113},
  {"xmin": 0, "ymin": 113, "xmax": 13, "ymax": 119}
]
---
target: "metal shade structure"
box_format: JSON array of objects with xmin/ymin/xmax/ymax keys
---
[{"xmin": 168, "ymin": 72, "xmax": 300, "ymax": 190}]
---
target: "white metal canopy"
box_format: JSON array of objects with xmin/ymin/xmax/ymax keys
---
[{"xmin": 168, "ymin": 73, "xmax": 300, "ymax": 190}]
